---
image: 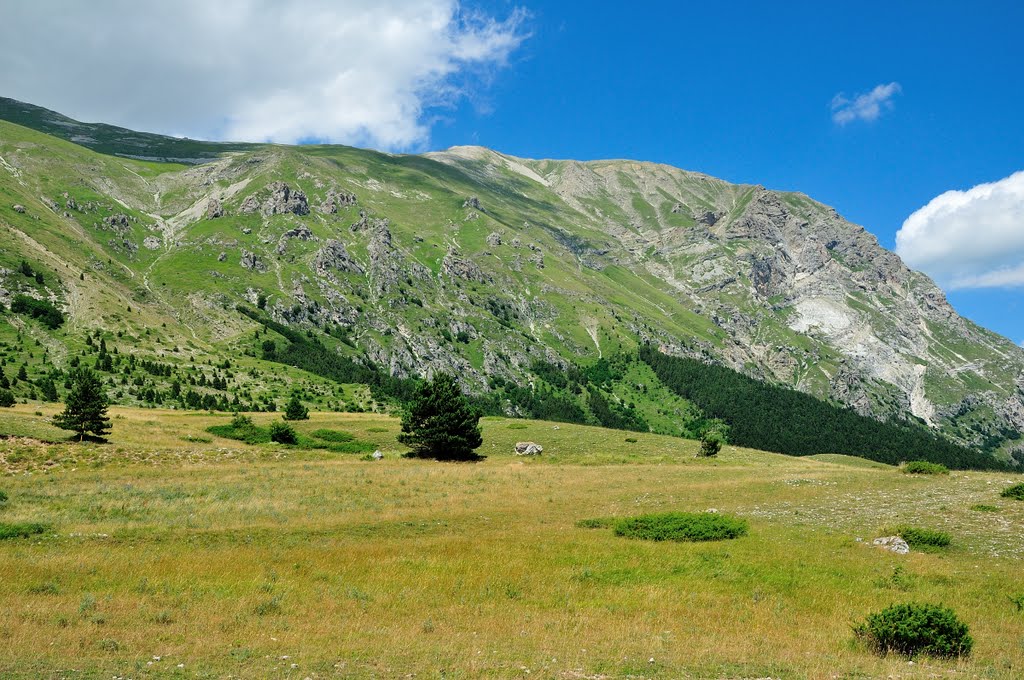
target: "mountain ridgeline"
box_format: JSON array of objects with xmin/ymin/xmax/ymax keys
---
[{"xmin": 0, "ymin": 96, "xmax": 1021, "ymax": 468}]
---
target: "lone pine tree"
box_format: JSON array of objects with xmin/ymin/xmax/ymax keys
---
[
  {"xmin": 398, "ymin": 373, "xmax": 482, "ymax": 460},
  {"xmin": 53, "ymin": 368, "xmax": 111, "ymax": 440},
  {"xmin": 283, "ymin": 394, "xmax": 309, "ymax": 420}
]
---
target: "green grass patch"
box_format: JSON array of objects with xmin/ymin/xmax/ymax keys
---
[
  {"xmin": 311, "ymin": 429, "xmax": 355, "ymax": 443},
  {"xmin": 613, "ymin": 512, "xmax": 748, "ymax": 542},
  {"xmin": 206, "ymin": 419, "xmax": 271, "ymax": 445},
  {"xmin": 0, "ymin": 522, "xmax": 50, "ymax": 540},
  {"xmin": 971, "ymin": 504, "xmax": 1000, "ymax": 513},
  {"xmin": 903, "ymin": 461, "xmax": 949, "ymax": 475},
  {"xmin": 1000, "ymin": 483, "xmax": 1024, "ymax": 500},
  {"xmin": 207, "ymin": 416, "xmax": 375, "ymax": 453}
]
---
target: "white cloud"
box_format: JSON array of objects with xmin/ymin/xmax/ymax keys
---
[
  {"xmin": 831, "ymin": 82, "xmax": 901, "ymax": 125},
  {"xmin": 0, "ymin": 1, "xmax": 528, "ymax": 150},
  {"xmin": 896, "ymin": 171, "xmax": 1024, "ymax": 289}
]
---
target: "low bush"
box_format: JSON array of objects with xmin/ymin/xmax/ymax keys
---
[
  {"xmin": 208, "ymin": 419, "xmax": 374, "ymax": 452},
  {"xmin": 699, "ymin": 430, "xmax": 725, "ymax": 457},
  {"xmin": 0, "ymin": 522, "xmax": 50, "ymax": 540},
  {"xmin": 854, "ymin": 602, "xmax": 972, "ymax": 658},
  {"xmin": 903, "ymin": 461, "xmax": 949, "ymax": 475},
  {"xmin": 614, "ymin": 512, "xmax": 747, "ymax": 542},
  {"xmin": 971, "ymin": 504, "xmax": 999, "ymax": 513},
  {"xmin": 269, "ymin": 422, "xmax": 298, "ymax": 445},
  {"xmin": 1001, "ymin": 483, "xmax": 1024, "ymax": 501},
  {"xmin": 0, "ymin": 490, "xmax": 7, "ymax": 504},
  {"xmin": 207, "ymin": 419, "xmax": 270, "ymax": 445},
  {"xmin": 311, "ymin": 429, "xmax": 355, "ymax": 443},
  {"xmin": 890, "ymin": 525, "xmax": 951, "ymax": 550}
]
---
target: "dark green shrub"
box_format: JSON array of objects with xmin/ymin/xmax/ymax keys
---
[
  {"xmin": 0, "ymin": 389, "xmax": 14, "ymax": 408},
  {"xmin": 890, "ymin": 525, "xmax": 951, "ymax": 550},
  {"xmin": 207, "ymin": 417, "xmax": 270, "ymax": 445},
  {"xmin": 0, "ymin": 522, "xmax": 50, "ymax": 540},
  {"xmin": 614, "ymin": 512, "xmax": 747, "ymax": 542},
  {"xmin": 1001, "ymin": 483, "xmax": 1024, "ymax": 500},
  {"xmin": 231, "ymin": 413, "xmax": 254, "ymax": 429},
  {"xmin": 269, "ymin": 421, "xmax": 298, "ymax": 445},
  {"xmin": 1010, "ymin": 594, "xmax": 1024, "ymax": 612},
  {"xmin": 283, "ymin": 394, "xmax": 309, "ymax": 421},
  {"xmin": 11, "ymin": 294, "xmax": 64, "ymax": 329},
  {"xmin": 0, "ymin": 490, "xmax": 7, "ymax": 504},
  {"xmin": 903, "ymin": 461, "xmax": 949, "ymax": 475},
  {"xmin": 699, "ymin": 430, "xmax": 725, "ymax": 457},
  {"xmin": 854, "ymin": 603, "xmax": 972, "ymax": 658},
  {"xmin": 311, "ymin": 429, "xmax": 355, "ymax": 443}
]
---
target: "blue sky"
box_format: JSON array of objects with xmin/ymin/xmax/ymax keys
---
[
  {"xmin": 3, "ymin": 1, "xmax": 1022, "ymax": 343},
  {"xmin": 429, "ymin": 1, "xmax": 1024, "ymax": 343}
]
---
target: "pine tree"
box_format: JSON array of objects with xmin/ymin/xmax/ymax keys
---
[
  {"xmin": 398, "ymin": 373, "xmax": 482, "ymax": 460},
  {"xmin": 39, "ymin": 378, "xmax": 58, "ymax": 402},
  {"xmin": 53, "ymin": 369, "xmax": 111, "ymax": 441},
  {"xmin": 283, "ymin": 394, "xmax": 309, "ymax": 420},
  {"xmin": 0, "ymin": 389, "xmax": 14, "ymax": 407}
]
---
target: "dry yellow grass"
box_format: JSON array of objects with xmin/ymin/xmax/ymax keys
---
[{"xmin": 1, "ymin": 406, "xmax": 1023, "ymax": 678}]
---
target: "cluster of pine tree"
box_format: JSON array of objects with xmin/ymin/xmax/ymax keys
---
[{"xmin": 639, "ymin": 345, "xmax": 1000, "ymax": 470}]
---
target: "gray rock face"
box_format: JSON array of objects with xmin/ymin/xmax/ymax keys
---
[
  {"xmin": 319, "ymin": 189, "xmax": 357, "ymax": 214},
  {"xmin": 463, "ymin": 196, "xmax": 482, "ymax": 211},
  {"xmin": 239, "ymin": 249, "xmax": 266, "ymax": 272},
  {"xmin": 314, "ymin": 239, "xmax": 363, "ymax": 275},
  {"xmin": 238, "ymin": 194, "xmax": 260, "ymax": 214},
  {"xmin": 238, "ymin": 182, "xmax": 309, "ymax": 216},
  {"xmin": 694, "ymin": 209, "xmax": 723, "ymax": 226},
  {"xmin": 206, "ymin": 198, "xmax": 224, "ymax": 219},
  {"xmin": 872, "ymin": 536, "xmax": 910, "ymax": 554},
  {"xmin": 486, "ymin": 232, "xmax": 502, "ymax": 247},
  {"xmin": 514, "ymin": 441, "xmax": 543, "ymax": 456},
  {"xmin": 262, "ymin": 181, "xmax": 309, "ymax": 216},
  {"xmin": 143, "ymin": 236, "xmax": 161, "ymax": 250},
  {"xmin": 441, "ymin": 246, "xmax": 492, "ymax": 283},
  {"xmin": 12, "ymin": 204, "xmax": 25, "ymax": 213},
  {"xmin": 101, "ymin": 214, "xmax": 132, "ymax": 235}
]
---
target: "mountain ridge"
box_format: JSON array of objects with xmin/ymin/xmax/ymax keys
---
[{"xmin": 0, "ymin": 97, "xmax": 1021, "ymax": 462}]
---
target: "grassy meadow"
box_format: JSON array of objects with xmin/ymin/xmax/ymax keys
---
[{"xmin": 1, "ymin": 405, "xmax": 1023, "ymax": 678}]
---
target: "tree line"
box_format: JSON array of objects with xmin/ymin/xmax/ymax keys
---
[{"xmin": 639, "ymin": 345, "xmax": 1001, "ymax": 470}]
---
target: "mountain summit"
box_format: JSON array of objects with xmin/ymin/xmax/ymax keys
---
[{"xmin": 0, "ymin": 97, "xmax": 1021, "ymax": 461}]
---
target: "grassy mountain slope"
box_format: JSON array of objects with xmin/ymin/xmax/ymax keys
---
[{"xmin": 0, "ymin": 98, "xmax": 1021, "ymax": 463}]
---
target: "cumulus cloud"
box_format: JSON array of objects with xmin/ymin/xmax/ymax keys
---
[
  {"xmin": 831, "ymin": 82, "xmax": 901, "ymax": 125},
  {"xmin": 896, "ymin": 171, "xmax": 1024, "ymax": 289},
  {"xmin": 0, "ymin": 0, "xmax": 528, "ymax": 149}
]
